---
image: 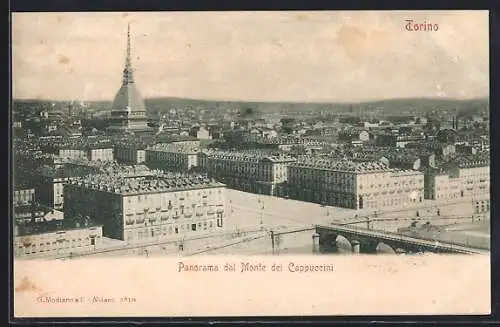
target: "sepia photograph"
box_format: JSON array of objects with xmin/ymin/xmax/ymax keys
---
[{"xmin": 11, "ymin": 10, "xmax": 491, "ymax": 317}]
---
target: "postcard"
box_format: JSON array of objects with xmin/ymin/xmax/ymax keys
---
[{"xmin": 11, "ymin": 10, "xmax": 490, "ymax": 318}]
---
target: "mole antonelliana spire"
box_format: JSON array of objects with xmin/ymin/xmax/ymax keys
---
[
  {"xmin": 107, "ymin": 22, "xmax": 151, "ymax": 134},
  {"xmin": 122, "ymin": 22, "xmax": 134, "ymax": 85}
]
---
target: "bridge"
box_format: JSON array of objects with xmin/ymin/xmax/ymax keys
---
[{"xmin": 314, "ymin": 224, "xmax": 488, "ymax": 255}]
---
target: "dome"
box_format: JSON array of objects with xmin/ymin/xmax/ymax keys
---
[{"xmin": 112, "ymin": 83, "xmax": 146, "ymax": 112}]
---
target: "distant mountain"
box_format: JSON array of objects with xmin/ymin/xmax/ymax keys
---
[
  {"xmin": 13, "ymin": 96, "xmax": 489, "ymax": 118},
  {"xmin": 144, "ymin": 96, "xmax": 489, "ymax": 118}
]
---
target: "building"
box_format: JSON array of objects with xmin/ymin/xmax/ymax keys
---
[
  {"xmin": 474, "ymin": 199, "xmax": 490, "ymax": 214},
  {"xmin": 351, "ymin": 148, "xmax": 433, "ymax": 170},
  {"xmin": 39, "ymin": 137, "xmax": 115, "ymax": 162},
  {"xmin": 64, "ymin": 173, "xmax": 227, "ymax": 243},
  {"xmin": 424, "ymin": 169, "xmax": 462, "ymax": 200},
  {"xmin": 13, "ymin": 187, "xmax": 35, "ymax": 207},
  {"xmin": 288, "ymin": 159, "xmax": 424, "ymax": 210},
  {"xmin": 201, "ymin": 150, "xmax": 297, "ymax": 196},
  {"xmin": 107, "ymin": 24, "xmax": 152, "ymax": 134},
  {"xmin": 34, "ymin": 166, "xmax": 89, "ymax": 210},
  {"xmin": 14, "ymin": 204, "xmax": 51, "ymax": 224},
  {"xmin": 146, "ymin": 143, "xmax": 200, "ymax": 172},
  {"xmin": 114, "ymin": 144, "xmax": 147, "ymax": 164},
  {"xmin": 455, "ymin": 144, "xmax": 479, "ymax": 155},
  {"xmin": 14, "ymin": 216, "xmax": 103, "ymax": 258},
  {"xmin": 189, "ymin": 126, "xmax": 212, "ymax": 140},
  {"xmin": 338, "ymin": 129, "xmax": 370, "ymax": 143},
  {"xmin": 380, "ymin": 153, "xmax": 421, "ymax": 170},
  {"xmin": 437, "ymin": 129, "xmax": 458, "ymax": 143},
  {"xmin": 154, "ymin": 135, "xmax": 200, "ymax": 148},
  {"xmin": 376, "ymin": 134, "xmax": 425, "ymax": 148},
  {"xmin": 424, "ymin": 154, "xmax": 490, "ymax": 200},
  {"xmin": 406, "ymin": 141, "xmax": 456, "ymax": 158},
  {"xmin": 448, "ymin": 156, "xmax": 490, "ymax": 199},
  {"xmin": 34, "ymin": 160, "xmax": 153, "ymax": 210},
  {"xmin": 87, "ymin": 148, "xmax": 114, "ymax": 162}
]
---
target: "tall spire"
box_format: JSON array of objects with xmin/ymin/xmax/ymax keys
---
[{"xmin": 122, "ymin": 22, "xmax": 134, "ymax": 85}]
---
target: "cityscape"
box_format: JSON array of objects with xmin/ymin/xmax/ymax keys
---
[{"xmin": 12, "ymin": 12, "xmax": 490, "ymax": 260}]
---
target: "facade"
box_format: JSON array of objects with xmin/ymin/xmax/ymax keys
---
[
  {"xmin": 14, "ymin": 188, "xmax": 35, "ymax": 207},
  {"xmin": 14, "ymin": 217, "xmax": 103, "ymax": 258},
  {"xmin": 59, "ymin": 148, "xmax": 87, "ymax": 160},
  {"xmin": 201, "ymin": 150, "xmax": 296, "ymax": 196},
  {"xmin": 424, "ymin": 156, "xmax": 490, "ymax": 201},
  {"xmin": 114, "ymin": 144, "xmax": 147, "ymax": 164},
  {"xmin": 424, "ymin": 170, "xmax": 462, "ymax": 200},
  {"xmin": 64, "ymin": 173, "xmax": 227, "ymax": 243},
  {"xmin": 107, "ymin": 24, "xmax": 151, "ymax": 134},
  {"xmin": 288, "ymin": 159, "xmax": 424, "ymax": 210},
  {"xmin": 474, "ymin": 199, "xmax": 490, "ymax": 214},
  {"xmin": 35, "ymin": 169, "xmax": 77, "ymax": 210},
  {"xmin": 87, "ymin": 148, "xmax": 114, "ymax": 162},
  {"xmin": 145, "ymin": 143, "xmax": 199, "ymax": 172},
  {"xmin": 189, "ymin": 126, "xmax": 212, "ymax": 140},
  {"xmin": 449, "ymin": 158, "xmax": 490, "ymax": 199},
  {"xmin": 40, "ymin": 140, "xmax": 114, "ymax": 162},
  {"xmin": 14, "ymin": 206, "xmax": 51, "ymax": 224}
]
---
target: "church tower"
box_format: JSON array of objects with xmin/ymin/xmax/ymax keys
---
[{"xmin": 107, "ymin": 23, "xmax": 151, "ymax": 134}]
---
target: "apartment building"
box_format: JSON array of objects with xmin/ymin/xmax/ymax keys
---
[
  {"xmin": 64, "ymin": 172, "xmax": 227, "ymax": 243},
  {"xmin": 288, "ymin": 158, "xmax": 424, "ymax": 210}
]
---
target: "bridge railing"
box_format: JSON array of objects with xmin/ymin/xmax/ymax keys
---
[{"xmin": 316, "ymin": 224, "xmax": 487, "ymax": 254}]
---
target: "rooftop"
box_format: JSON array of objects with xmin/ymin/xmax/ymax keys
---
[
  {"xmin": 67, "ymin": 173, "xmax": 225, "ymax": 195},
  {"xmin": 147, "ymin": 142, "xmax": 200, "ymax": 154},
  {"xmin": 205, "ymin": 149, "xmax": 296, "ymax": 163},
  {"xmin": 291, "ymin": 158, "xmax": 391, "ymax": 173},
  {"xmin": 154, "ymin": 134, "xmax": 198, "ymax": 143},
  {"xmin": 37, "ymin": 161, "xmax": 153, "ymax": 179},
  {"xmin": 16, "ymin": 216, "xmax": 101, "ymax": 237},
  {"xmin": 453, "ymin": 154, "xmax": 490, "ymax": 168},
  {"xmin": 290, "ymin": 157, "xmax": 422, "ymax": 175}
]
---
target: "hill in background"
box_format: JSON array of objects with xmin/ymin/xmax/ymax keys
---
[{"xmin": 13, "ymin": 96, "xmax": 489, "ymax": 119}]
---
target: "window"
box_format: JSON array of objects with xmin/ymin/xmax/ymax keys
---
[{"xmin": 191, "ymin": 224, "xmax": 197, "ymax": 231}]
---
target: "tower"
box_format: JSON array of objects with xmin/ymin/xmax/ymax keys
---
[{"xmin": 107, "ymin": 23, "xmax": 151, "ymax": 134}]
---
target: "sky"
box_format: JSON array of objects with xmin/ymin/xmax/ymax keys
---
[{"xmin": 12, "ymin": 11, "xmax": 489, "ymax": 103}]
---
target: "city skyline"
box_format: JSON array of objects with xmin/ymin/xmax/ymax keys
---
[{"xmin": 12, "ymin": 11, "xmax": 489, "ymax": 103}]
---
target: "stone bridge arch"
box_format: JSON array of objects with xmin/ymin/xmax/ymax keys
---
[
  {"xmin": 317, "ymin": 230, "xmax": 338, "ymax": 253},
  {"xmin": 375, "ymin": 242, "xmax": 396, "ymax": 254},
  {"xmin": 335, "ymin": 235, "xmax": 352, "ymax": 253}
]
